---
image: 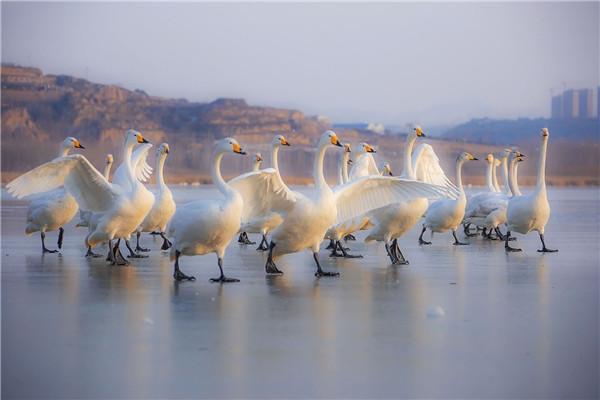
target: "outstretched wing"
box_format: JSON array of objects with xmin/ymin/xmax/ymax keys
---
[
  {"xmin": 113, "ymin": 143, "xmax": 154, "ymax": 191},
  {"xmin": 7, "ymin": 154, "xmax": 120, "ymax": 212},
  {"xmin": 413, "ymin": 143, "xmax": 460, "ymax": 198},
  {"xmin": 228, "ymin": 168, "xmax": 297, "ymax": 221},
  {"xmin": 349, "ymin": 153, "xmax": 379, "ymax": 181},
  {"xmin": 333, "ymin": 175, "xmax": 452, "ymax": 224}
]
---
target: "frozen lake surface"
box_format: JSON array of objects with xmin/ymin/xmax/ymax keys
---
[{"xmin": 2, "ymin": 186, "xmax": 598, "ymax": 398}]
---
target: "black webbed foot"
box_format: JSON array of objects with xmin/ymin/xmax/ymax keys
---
[
  {"xmin": 174, "ymin": 270, "xmax": 196, "ymax": 281},
  {"xmin": 538, "ymin": 248, "xmax": 558, "ymax": 253},
  {"xmin": 210, "ymin": 276, "xmax": 240, "ymax": 283},
  {"xmin": 419, "ymin": 238, "xmax": 432, "ymax": 245},
  {"xmin": 85, "ymin": 246, "xmax": 103, "ymax": 258},
  {"xmin": 135, "ymin": 246, "xmax": 151, "ymax": 253},
  {"xmin": 315, "ymin": 270, "xmax": 340, "ymax": 277}
]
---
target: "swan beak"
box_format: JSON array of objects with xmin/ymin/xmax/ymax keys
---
[
  {"xmin": 472, "ymin": 157, "xmax": 479, "ymax": 161},
  {"xmin": 137, "ymin": 135, "xmax": 149, "ymax": 144},
  {"xmin": 367, "ymin": 145, "xmax": 376, "ymax": 153},
  {"xmin": 388, "ymin": 170, "xmax": 393, "ymax": 176},
  {"xmin": 281, "ymin": 139, "xmax": 291, "ymax": 146},
  {"xmin": 331, "ymin": 136, "xmax": 343, "ymax": 147},
  {"xmin": 348, "ymin": 159, "xmax": 353, "ymax": 165},
  {"xmin": 165, "ymin": 148, "xmax": 169, "ymax": 154},
  {"xmin": 232, "ymin": 143, "xmax": 246, "ymax": 155},
  {"xmin": 75, "ymin": 141, "xmax": 85, "ymax": 149}
]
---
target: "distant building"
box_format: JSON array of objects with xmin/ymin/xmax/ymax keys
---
[{"xmin": 552, "ymin": 87, "xmax": 599, "ymax": 119}]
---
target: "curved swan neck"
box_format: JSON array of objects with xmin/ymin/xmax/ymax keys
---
[
  {"xmin": 123, "ymin": 142, "xmax": 136, "ymax": 184},
  {"xmin": 509, "ymin": 158, "xmax": 521, "ymax": 197},
  {"xmin": 456, "ymin": 159, "xmax": 466, "ymax": 200},
  {"xmin": 59, "ymin": 145, "xmax": 71, "ymax": 158},
  {"xmin": 337, "ymin": 151, "xmax": 349, "ymax": 186},
  {"xmin": 485, "ymin": 160, "xmax": 495, "ymax": 192},
  {"xmin": 252, "ymin": 160, "xmax": 261, "ymax": 172},
  {"xmin": 403, "ymin": 134, "xmax": 417, "ymax": 178},
  {"xmin": 156, "ymin": 155, "xmax": 167, "ymax": 189},
  {"xmin": 271, "ymin": 145, "xmax": 280, "ymax": 172},
  {"xmin": 536, "ymin": 136, "xmax": 548, "ymax": 193},
  {"xmin": 502, "ymin": 157, "xmax": 512, "ymax": 196},
  {"xmin": 513, "ymin": 161, "xmax": 522, "ymax": 196},
  {"xmin": 103, "ymin": 162, "xmax": 113, "ymax": 181},
  {"xmin": 314, "ymin": 144, "xmax": 329, "ymax": 189},
  {"xmin": 492, "ymin": 164, "xmax": 500, "ymax": 192},
  {"xmin": 211, "ymin": 151, "xmax": 233, "ymax": 196}
]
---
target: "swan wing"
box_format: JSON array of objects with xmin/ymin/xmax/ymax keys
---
[
  {"xmin": 413, "ymin": 143, "xmax": 460, "ymax": 197},
  {"xmin": 349, "ymin": 154, "xmax": 379, "ymax": 180},
  {"xmin": 333, "ymin": 176, "xmax": 451, "ymax": 224},
  {"xmin": 112, "ymin": 143, "xmax": 154, "ymax": 191},
  {"xmin": 7, "ymin": 154, "xmax": 119, "ymax": 212},
  {"xmin": 228, "ymin": 168, "xmax": 297, "ymax": 221}
]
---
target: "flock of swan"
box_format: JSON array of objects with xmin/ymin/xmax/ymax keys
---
[{"xmin": 6, "ymin": 127, "xmax": 557, "ymax": 282}]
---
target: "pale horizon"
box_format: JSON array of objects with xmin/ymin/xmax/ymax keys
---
[{"xmin": 2, "ymin": 2, "xmax": 598, "ymax": 126}]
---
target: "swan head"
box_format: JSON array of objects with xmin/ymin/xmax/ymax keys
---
[
  {"xmin": 157, "ymin": 143, "xmax": 170, "ymax": 157},
  {"xmin": 541, "ymin": 128, "xmax": 549, "ymax": 138},
  {"xmin": 359, "ymin": 142, "xmax": 376, "ymax": 154},
  {"xmin": 254, "ymin": 153, "xmax": 263, "ymax": 163},
  {"xmin": 494, "ymin": 159, "xmax": 502, "ymax": 167},
  {"xmin": 459, "ymin": 152, "xmax": 478, "ymax": 162},
  {"xmin": 381, "ymin": 162, "xmax": 393, "ymax": 176},
  {"xmin": 321, "ymin": 130, "xmax": 343, "ymax": 148},
  {"xmin": 413, "ymin": 126, "xmax": 426, "ymax": 138},
  {"xmin": 126, "ymin": 129, "xmax": 149, "ymax": 145},
  {"xmin": 273, "ymin": 135, "xmax": 290, "ymax": 147},
  {"xmin": 105, "ymin": 154, "xmax": 114, "ymax": 164},
  {"xmin": 64, "ymin": 137, "xmax": 85, "ymax": 150},
  {"xmin": 218, "ymin": 137, "xmax": 246, "ymax": 155},
  {"xmin": 485, "ymin": 153, "xmax": 494, "ymax": 164}
]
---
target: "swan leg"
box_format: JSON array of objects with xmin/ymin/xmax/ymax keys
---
[
  {"xmin": 125, "ymin": 239, "xmax": 148, "ymax": 258},
  {"xmin": 343, "ymin": 234, "xmax": 357, "ymax": 241},
  {"xmin": 385, "ymin": 242, "xmax": 399, "ymax": 264},
  {"xmin": 57, "ymin": 227, "xmax": 64, "ymax": 249},
  {"xmin": 313, "ymin": 252, "xmax": 339, "ymax": 277},
  {"xmin": 113, "ymin": 239, "xmax": 130, "ymax": 265},
  {"xmin": 337, "ymin": 240, "xmax": 363, "ymax": 258},
  {"xmin": 238, "ymin": 232, "xmax": 255, "ymax": 245},
  {"xmin": 418, "ymin": 226, "xmax": 431, "ymax": 245},
  {"xmin": 106, "ymin": 239, "xmax": 115, "ymax": 262},
  {"xmin": 504, "ymin": 231, "xmax": 522, "ymax": 252},
  {"xmin": 135, "ymin": 231, "xmax": 151, "ymax": 252},
  {"xmin": 173, "ymin": 250, "xmax": 196, "ymax": 281},
  {"xmin": 463, "ymin": 223, "xmax": 477, "ymax": 237},
  {"xmin": 256, "ymin": 235, "xmax": 269, "ymax": 251},
  {"xmin": 325, "ymin": 239, "xmax": 336, "ymax": 250},
  {"xmin": 159, "ymin": 233, "xmax": 172, "ymax": 250},
  {"xmin": 537, "ymin": 233, "xmax": 558, "ymax": 253},
  {"xmin": 41, "ymin": 232, "xmax": 58, "ymax": 254},
  {"xmin": 85, "ymin": 245, "xmax": 102, "ymax": 258},
  {"xmin": 329, "ymin": 241, "xmax": 344, "ymax": 257},
  {"xmin": 210, "ymin": 258, "xmax": 240, "ymax": 283},
  {"xmin": 452, "ymin": 230, "xmax": 469, "ymax": 245},
  {"xmin": 265, "ymin": 242, "xmax": 283, "ymax": 274},
  {"xmin": 391, "ymin": 239, "xmax": 409, "ymax": 264}
]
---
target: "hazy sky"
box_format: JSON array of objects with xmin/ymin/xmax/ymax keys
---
[{"xmin": 2, "ymin": 2, "xmax": 598, "ymax": 126}]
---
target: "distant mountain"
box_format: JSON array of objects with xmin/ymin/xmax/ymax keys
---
[{"xmin": 442, "ymin": 117, "xmax": 599, "ymax": 145}]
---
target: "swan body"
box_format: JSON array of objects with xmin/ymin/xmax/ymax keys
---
[
  {"xmin": 419, "ymin": 152, "xmax": 478, "ymax": 245},
  {"xmin": 505, "ymin": 129, "xmax": 556, "ymax": 252},
  {"xmin": 348, "ymin": 142, "xmax": 378, "ymax": 180},
  {"xmin": 7, "ymin": 130, "xmax": 153, "ymax": 263},
  {"xmin": 168, "ymin": 138, "xmax": 247, "ymax": 281},
  {"xmin": 21, "ymin": 137, "xmax": 85, "ymax": 253},
  {"xmin": 76, "ymin": 154, "xmax": 113, "ymax": 228}
]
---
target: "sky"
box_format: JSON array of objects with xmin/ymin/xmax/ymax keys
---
[{"xmin": 2, "ymin": 2, "xmax": 598, "ymax": 126}]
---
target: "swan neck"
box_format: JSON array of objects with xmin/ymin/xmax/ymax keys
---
[
  {"xmin": 103, "ymin": 162, "xmax": 113, "ymax": 181},
  {"xmin": 123, "ymin": 142, "xmax": 136, "ymax": 183},
  {"xmin": 252, "ymin": 161, "xmax": 261, "ymax": 172},
  {"xmin": 536, "ymin": 137, "xmax": 548, "ymax": 192},
  {"xmin": 485, "ymin": 161, "xmax": 495, "ymax": 192},
  {"xmin": 211, "ymin": 151, "xmax": 231, "ymax": 196},
  {"xmin": 342, "ymin": 152, "xmax": 349, "ymax": 183},
  {"xmin": 337, "ymin": 151, "xmax": 347, "ymax": 186},
  {"xmin": 514, "ymin": 162, "xmax": 522, "ymax": 196},
  {"xmin": 502, "ymin": 157, "xmax": 512, "ymax": 196},
  {"xmin": 59, "ymin": 145, "xmax": 71, "ymax": 158},
  {"xmin": 403, "ymin": 135, "xmax": 417, "ymax": 178},
  {"xmin": 271, "ymin": 145, "xmax": 280, "ymax": 172},
  {"xmin": 314, "ymin": 144, "xmax": 329, "ymax": 189},
  {"xmin": 456, "ymin": 159, "xmax": 466, "ymax": 200},
  {"xmin": 157, "ymin": 155, "xmax": 167, "ymax": 189},
  {"xmin": 492, "ymin": 164, "xmax": 500, "ymax": 192}
]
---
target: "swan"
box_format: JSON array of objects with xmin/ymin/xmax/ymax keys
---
[
  {"xmin": 500, "ymin": 149, "xmax": 513, "ymax": 197},
  {"xmin": 252, "ymin": 153, "xmax": 263, "ymax": 172},
  {"xmin": 348, "ymin": 142, "xmax": 378, "ymax": 180},
  {"xmin": 509, "ymin": 149, "xmax": 524, "ymax": 197},
  {"xmin": 365, "ymin": 126, "xmax": 458, "ymax": 264},
  {"xmin": 7, "ymin": 129, "xmax": 153, "ymax": 265},
  {"xmin": 21, "ymin": 137, "xmax": 85, "ymax": 253},
  {"xmin": 255, "ymin": 130, "xmax": 450, "ymax": 276},
  {"xmin": 168, "ymin": 138, "xmax": 247, "ymax": 282},
  {"xmin": 505, "ymin": 128, "xmax": 557, "ymax": 253},
  {"xmin": 380, "ymin": 162, "xmax": 393, "ymax": 176},
  {"xmin": 134, "ymin": 143, "xmax": 176, "ymax": 252},
  {"xmin": 230, "ymin": 135, "xmax": 291, "ymax": 250},
  {"xmin": 236, "ymin": 152, "xmax": 264, "ymax": 244},
  {"xmin": 418, "ymin": 152, "xmax": 478, "ymax": 246},
  {"xmin": 337, "ymin": 143, "xmax": 352, "ymax": 186}
]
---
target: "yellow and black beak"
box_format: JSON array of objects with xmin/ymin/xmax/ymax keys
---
[
  {"xmin": 388, "ymin": 170, "xmax": 393, "ymax": 176},
  {"xmin": 232, "ymin": 143, "xmax": 246, "ymax": 155},
  {"xmin": 137, "ymin": 134, "xmax": 149, "ymax": 144},
  {"xmin": 74, "ymin": 141, "xmax": 85, "ymax": 149},
  {"xmin": 472, "ymin": 156, "xmax": 479, "ymax": 161},
  {"xmin": 366, "ymin": 145, "xmax": 376, "ymax": 153},
  {"xmin": 281, "ymin": 138, "xmax": 291, "ymax": 146},
  {"xmin": 330, "ymin": 135, "xmax": 343, "ymax": 147}
]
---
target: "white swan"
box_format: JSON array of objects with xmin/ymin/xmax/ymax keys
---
[
  {"xmin": 7, "ymin": 129, "xmax": 153, "ymax": 265},
  {"xmin": 509, "ymin": 149, "xmax": 524, "ymax": 197},
  {"xmin": 252, "ymin": 153, "xmax": 263, "ymax": 172},
  {"xmin": 230, "ymin": 135, "xmax": 291, "ymax": 250},
  {"xmin": 134, "ymin": 143, "xmax": 176, "ymax": 252},
  {"xmin": 21, "ymin": 137, "xmax": 85, "ymax": 253},
  {"xmin": 168, "ymin": 138, "xmax": 247, "ymax": 282},
  {"xmin": 348, "ymin": 142, "xmax": 378, "ymax": 180},
  {"xmin": 336, "ymin": 143, "xmax": 352, "ymax": 186},
  {"xmin": 257, "ymin": 130, "xmax": 450, "ymax": 276},
  {"xmin": 505, "ymin": 128, "xmax": 557, "ymax": 253},
  {"xmin": 365, "ymin": 126, "xmax": 457, "ymax": 263},
  {"xmin": 418, "ymin": 152, "xmax": 479, "ymax": 246}
]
